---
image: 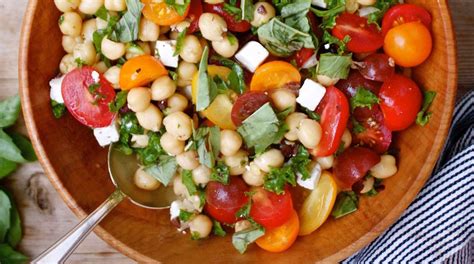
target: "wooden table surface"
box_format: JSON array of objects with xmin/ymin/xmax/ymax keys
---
[{"xmin": 0, "ymin": 1, "xmax": 472, "ymax": 263}]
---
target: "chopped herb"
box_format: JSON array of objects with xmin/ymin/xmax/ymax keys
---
[
  {"xmin": 416, "ymin": 90, "xmax": 437, "ymax": 126},
  {"xmin": 174, "ymin": 28, "xmax": 188, "ymax": 56},
  {"xmin": 95, "ymin": 6, "xmax": 109, "ymax": 21},
  {"xmin": 235, "ymin": 199, "xmax": 251, "ymax": 219},
  {"xmin": 50, "ymin": 100, "xmax": 66, "ymax": 119},
  {"xmin": 264, "ymin": 166, "xmax": 296, "ymax": 194},
  {"xmin": 317, "ymin": 53, "xmax": 352, "ymax": 80},
  {"xmin": 58, "ymin": 15, "xmax": 64, "ymax": 25},
  {"xmin": 289, "ymin": 146, "xmax": 311, "ymax": 180},
  {"xmin": 223, "ymin": 3, "xmax": 242, "ymax": 21},
  {"xmin": 352, "ymin": 118, "xmax": 366, "ymax": 134},
  {"xmin": 276, "ymin": 107, "xmax": 293, "ymax": 121},
  {"xmin": 240, "ymin": 0, "xmax": 254, "ymax": 22},
  {"xmin": 191, "ymin": 231, "xmax": 201, "ymax": 240},
  {"xmin": 210, "ymin": 55, "xmax": 246, "ymax": 94},
  {"xmin": 232, "ymin": 226, "xmax": 265, "ymax": 254},
  {"xmin": 120, "ymin": 112, "xmax": 144, "ymax": 135},
  {"xmin": 311, "ymin": 0, "xmax": 346, "ymax": 29},
  {"xmin": 196, "ymin": 47, "xmax": 216, "ymax": 111},
  {"xmin": 208, "ymin": 126, "xmax": 221, "ymax": 158},
  {"xmin": 178, "ymin": 210, "xmax": 194, "ymax": 222},
  {"xmin": 136, "ymin": 133, "xmax": 164, "ymax": 166},
  {"xmin": 169, "ymin": 70, "xmax": 178, "ymax": 81},
  {"xmin": 109, "ymin": 0, "xmax": 144, "ymax": 43},
  {"xmin": 182, "ymin": 169, "xmax": 198, "ymax": 195},
  {"xmin": 144, "ymin": 155, "xmax": 178, "ymax": 186},
  {"xmin": 350, "ymin": 88, "xmax": 380, "ymax": 111},
  {"xmin": 165, "ymin": 0, "xmax": 191, "ymax": 17},
  {"xmin": 108, "ymin": 91, "xmax": 128, "ymax": 113},
  {"xmin": 211, "ymin": 161, "xmax": 230, "ymax": 184},
  {"xmin": 301, "ymin": 106, "xmax": 321, "ymax": 121},
  {"xmin": 213, "ymin": 220, "xmax": 227, "ymax": 237},
  {"xmin": 331, "ymin": 191, "xmax": 359, "ymax": 219},
  {"xmin": 74, "ymin": 58, "xmax": 86, "ymax": 67},
  {"xmin": 367, "ymin": 0, "xmax": 398, "ymax": 27},
  {"xmin": 335, "ymin": 140, "xmax": 345, "ymax": 156},
  {"xmin": 227, "ymin": 32, "xmax": 238, "ymax": 46},
  {"xmin": 322, "ymin": 30, "xmax": 350, "ymax": 55}
]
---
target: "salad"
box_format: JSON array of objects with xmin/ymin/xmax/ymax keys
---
[{"xmin": 51, "ymin": 0, "xmax": 436, "ymax": 254}]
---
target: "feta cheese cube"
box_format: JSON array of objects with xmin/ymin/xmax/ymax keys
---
[
  {"xmin": 170, "ymin": 200, "xmax": 182, "ymax": 220},
  {"xmin": 296, "ymin": 79, "xmax": 326, "ymax": 111},
  {"xmin": 155, "ymin": 40, "xmax": 179, "ymax": 68},
  {"xmin": 49, "ymin": 76, "xmax": 65, "ymax": 103},
  {"xmin": 312, "ymin": 0, "xmax": 327, "ymax": 8},
  {"xmin": 93, "ymin": 121, "xmax": 120, "ymax": 147},
  {"xmin": 297, "ymin": 163, "xmax": 322, "ymax": 190},
  {"xmin": 91, "ymin": 70, "xmax": 100, "ymax": 83},
  {"xmin": 235, "ymin": 41, "xmax": 269, "ymax": 72}
]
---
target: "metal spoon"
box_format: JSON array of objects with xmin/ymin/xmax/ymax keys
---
[{"xmin": 32, "ymin": 145, "xmax": 176, "ymax": 264}]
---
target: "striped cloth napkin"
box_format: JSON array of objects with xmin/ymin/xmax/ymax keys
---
[{"xmin": 345, "ymin": 91, "xmax": 473, "ymax": 263}]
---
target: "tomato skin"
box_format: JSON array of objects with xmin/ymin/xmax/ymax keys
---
[
  {"xmin": 187, "ymin": 0, "xmax": 203, "ymax": 33},
  {"xmin": 62, "ymin": 67, "xmax": 116, "ymax": 128},
  {"xmin": 359, "ymin": 53, "xmax": 395, "ymax": 82},
  {"xmin": 250, "ymin": 187, "xmax": 294, "ymax": 229},
  {"xmin": 142, "ymin": 0, "xmax": 190, "ymax": 26},
  {"xmin": 205, "ymin": 177, "xmax": 249, "ymax": 224},
  {"xmin": 231, "ymin": 92, "xmax": 270, "ymax": 126},
  {"xmin": 119, "ymin": 55, "xmax": 168, "ymax": 90},
  {"xmin": 311, "ymin": 86, "xmax": 350, "ymax": 157},
  {"xmin": 293, "ymin": 48, "xmax": 315, "ymax": 68},
  {"xmin": 332, "ymin": 13, "xmax": 384, "ymax": 53},
  {"xmin": 333, "ymin": 147, "xmax": 381, "ymax": 190},
  {"xmin": 337, "ymin": 70, "xmax": 381, "ymax": 98},
  {"xmin": 379, "ymin": 74, "xmax": 422, "ymax": 131},
  {"xmin": 381, "ymin": 4, "xmax": 432, "ymax": 36},
  {"xmin": 250, "ymin": 61, "xmax": 301, "ymax": 92},
  {"xmin": 256, "ymin": 210, "xmax": 299, "ymax": 253},
  {"xmin": 203, "ymin": 3, "xmax": 251, "ymax": 32},
  {"xmin": 351, "ymin": 106, "xmax": 392, "ymax": 154}
]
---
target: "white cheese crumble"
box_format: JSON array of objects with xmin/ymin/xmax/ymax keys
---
[
  {"xmin": 311, "ymin": 0, "xmax": 327, "ymax": 8},
  {"xmin": 91, "ymin": 70, "xmax": 100, "ymax": 83},
  {"xmin": 235, "ymin": 41, "xmax": 269, "ymax": 73},
  {"xmin": 155, "ymin": 40, "xmax": 179, "ymax": 68},
  {"xmin": 296, "ymin": 79, "xmax": 327, "ymax": 111},
  {"xmin": 93, "ymin": 121, "xmax": 120, "ymax": 147},
  {"xmin": 49, "ymin": 76, "xmax": 65, "ymax": 103},
  {"xmin": 297, "ymin": 163, "xmax": 322, "ymax": 190}
]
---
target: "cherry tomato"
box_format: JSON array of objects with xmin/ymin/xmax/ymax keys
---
[
  {"xmin": 62, "ymin": 67, "xmax": 116, "ymax": 128},
  {"xmin": 332, "ymin": 13, "xmax": 384, "ymax": 53},
  {"xmin": 205, "ymin": 177, "xmax": 249, "ymax": 224},
  {"xmin": 256, "ymin": 210, "xmax": 299, "ymax": 253},
  {"xmin": 119, "ymin": 55, "xmax": 168, "ymax": 90},
  {"xmin": 384, "ymin": 21, "xmax": 432, "ymax": 67},
  {"xmin": 231, "ymin": 92, "xmax": 270, "ymax": 126},
  {"xmin": 142, "ymin": 0, "xmax": 190, "ymax": 26},
  {"xmin": 359, "ymin": 53, "xmax": 395, "ymax": 82},
  {"xmin": 351, "ymin": 106, "xmax": 392, "ymax": 154},
  {"xmin": 250, "ymin": 61, "xmax": 301, "ymax": 91},
  {"xmin": 203, "ymin": 3, "xmax": 251, "ymax": 32},
  {"xmin": 337, "ymin": 70, "xmax": 381, "ymax": 98},
  {"xmin": 333, "ymin": 147, "xmax": 381, "ymax": 190},
  {"xmin": 249, "ymin": 187, "xmax": 294, "ymax": 229},
  {"xmin": 293, "ymin": 48, "xmax": 315, "ymax": 68},
  {"xmin": 311, "ymin": 86, "xmax": 350, "ymax": 157},
  {"xmin": 187, "ymin": 0, "xmax": 203, "ymax": 33},
  {"xmin": 381, "ymin": 4, "xmax": 432, "ymax": 36},
  {"xmin": 379, "ymin": 74, "xmax": 422, "ymax": 131}
]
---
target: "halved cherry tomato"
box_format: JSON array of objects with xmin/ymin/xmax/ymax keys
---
[
  {"xmin": 381, "ymin": 4, "xmax": 432, "ymax": 36},
  {"xmin": 337, "ymin": 70, "xmax": 381, "ymax": 98},
  {"xmin": 142, "ymin": 0, "xmax": 190, "ymax": 26},
  {"xmin": 119, "ymin": 55, "xmax": 168, "ymax": 90},
  {"xmin": 187, "ymin": 0, "xmax": 203, "ymax": 33},
  {"xmin": 256, "ymin": 210, "xmax": 299, "ymax": 253},
  {"xmin": 359, "ymin": 53, "xmax": 395, "ymax": 82},
  {"xmin": 205, "ymin": 177, "xmax": 249, "ymax": 224},
  {"xmin": 249, "ymin": 187, "xmax": 294, "ymax": 229},
  {"xmin": 332, "ymin": 13, "xmax": 384, "ymax": 53},
  {"xmin": 293, "ymin": 48, "xmax": 315, "ymax": 68},
  {"xmin": 311, "ymin": 86, "xmax": 350, "ymax": 157},
  {"xmin": 384, "ymin": 21, "xmax": 432, "ymax": 67},
  {"xmin": 203, "ymin": 3, "xmax": 251, "ymax": 32},
  {"xmin": 333, "ymin": 147, "xmax": 381, "ymax": 190},
  {"xmin": 62, "ymin": 67, "xmax": 116, "ymax": 128},
  {"xmin": 250, "ymin": 61, "xmax": 301, "ymax": 91},
  {"xmin": 379, "ymin": 74, "xmax": 422, "ymax": 131},
  {"xmin": 231, "ymin": 92, "xmax": 270, "ymax": 126},
  {"xmin": 351, "ymin": 106, "xmax": 392, "ymax": 154}
]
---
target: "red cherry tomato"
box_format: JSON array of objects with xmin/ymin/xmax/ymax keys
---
[
  {"xmin": 231, "ymin": 91, "xmax": 270, "ymax": 126},
  {"xmin": 359, "ymin": 53, "xmax": 395, "ymax": 82},
  {"xmin": 337, "ymin": 70, "xmax": 381, "ymax": 98},
  {"xmin": 249, "ymin": 187, "xmax": 294, "ymax": 229},
  {"xmin": 205, "ymin": 177, "xmax": 249, "ymax": 224},
  {"xmin": 381, "ymin": 4, "xmax": 432, "ymax": 36},
  {"xmin": 311, "ymin": 86, "xmax": 350, "ymax": 157},
  {"xmin": 293, "ymin": 48, "xmax": 315, "ymax": 68},
  {"xmin": 62, "ymin": 67, "xmax": 116, "ymax": 128},
  {"xmin": 333, "ymin": 147, "xmax": 381, "ymax": 190},
  {"xmin": 187, "ymin": 0, "xmax": 203, "ymax": 33},
  {"xmin": 203, "ymin": 3, "xmax": 251, "ymax": 32},
  {"xmin": 351, "ymin": 106, "xmax": 392, "ymax": 154},
  {"xmin": 332, "ymin": 13, "xmax": 384, "ymax": 53},
  {"xmin": 379, "ymin": 74, "xmax": 422, "ymax": 131}
]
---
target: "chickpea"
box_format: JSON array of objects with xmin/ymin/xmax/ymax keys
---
[
  {"xmin": 224, "ymin": 150, "xmax": 249, "ymax": 175},
  {"xmin": 242, "ymin": 162, "xmax": 265, "ymax": 187},
  {"xmin": 166, "ymin": 94, "xmax": 189, "ymax": 114},
  {"xmin": 62, "ymin": 36, "xmax": 82, "ymax": 54},
  {"xmin": 254, "ymin": 149, "xmax": 284, "ymax": 173},
  {"xmin": 139, "ymin": 17, "xmax": 160, "ymax": 42},
  {"xmin": 180, "ymin": 35, "xmax": 203, "ymax": 63},
  {"xmin": 317, "ymin": 74, "xmax": 339, "ymax": 87},
  {"xmin": 94, "ymin": 61, "xmax": 109, "ymax": 74},
  {"xmin": 151, "ymin": 76, "xmax": 176, "ymax": 101},
  {"xmin": 341, "ymin": 129, "xmax": 352, "ymax": 149},
  {"xmin": 192, "ymin": 165, "xmax": 212, "ymax": 186},
  {"xmin": 176, "ymin": 151, "xmax": 199, "ymax": 170},
  {"xmin": 211, "ymin": 35, "xmax": 239, "ymax": 58},
  {"xmin": 235, "ymin": 220, "xmax": 252, "ymax": 232},
  {"xmin": 54, "ymin": 0, "xmax": 80, "ymax": 12},
  {"xmin": 160, "ymin": 132, "xmax": 185, "ymax": 155},
  {"xmin": 360, "ymin": 177, "xmax": 374, "ymax": 194},
  {"xmin": 270, "ymin": 88, "xmax": 296, "ymax": 112},
  {"xmin": 81, "ymin": 19, "xmax": 97, "ymax": 42},
  {"xmin": 204, "ymin": 0, "xmax": 224, "ymax": 3},
  {"xmin": 131, "ymin": 134, "xmax": 150, "ymax": 148},
  {"xmin": 177, "ymin": 61, "xmax": 197, "ymax": 87},
  {"xmin": 59, "ymin": 54, "xmax": 77, "ymax": 74},
  {"xmin": 251, "ymin": 2, "xmax": 276, "ymax": 27},
  {"xmin": 73, "ymin": 41, "xmax": 97, "ymax": 66},
  {"xmin": 198, "ymin": 13, "xmax": 227, "ymax": 41},
  {"xmin": 79, "ymin": 0, "xmax": 104, "ymax": 15},
  {"xmin": 163, "ymin": 111, "xmax": 193, "ymax": 141},
  {"xmin": 297, "ymin": 119, "xmax": 322, "ymax": 149},
  {"xmin": 284, "ymin": 112, "xmax": 307, "ymax": 141},
  {"xmin": 59, "ymin": 12, "xmax": 82, "ymax": 37},
  {"xmin": 96, "ymin": 17, "xmax": 108, "ymax": 30},
  {"xmin": 127, "ymin": 88, "xmax": 152, "ymax": 112},
  {"xmin": 316, "ymin": 155, "xmax": 334, "ymax": 170},
  {"xmin": 220, "ymin": 130, "xmax": 242, "ymax": 157},
  {"xmin": 345, "ymin": 0, "xmax": 359, "ymax": 14},
  {"xmin": 104, "ymin": 66, "xmax": 121, "ymax": 89},
  {"xmin": 173, "ymin": 174, "xmax": 189, "ymax": 197},
  {"xmin": 189, "ymin": 214, "xmax": 212, "ymax": 239},
  {"xmin": 357, "ymin": 0, "xmax": 376, "ymax": 6},
  {"xmin": 105, "ymin": 0, "xmax": 127, "ymax": 11},
  {"xmin": 136, "ymin": 104, "xmax": 163, "ymax": 132},
  {"xmin": 171, "ymin": 21, "xmax": 190, "ymax": 32},
  {"xmin": 134, "ymin": 167, "xmax": 160, "ymax": 191},
  {"xmin": 370, "ymin": 155, "xmax": 398, "ymax": 179},
  {"xmin": 101, "ymin": 37, "xmax": 126, "ymax": 60}
]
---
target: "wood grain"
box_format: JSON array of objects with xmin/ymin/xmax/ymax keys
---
[{"xmin": 0, "ymin": 0, "xmax": 472, "ymax": 263}]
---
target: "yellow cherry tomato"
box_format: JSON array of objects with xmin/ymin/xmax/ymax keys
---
[{"xmin": 256, "ymin": 210, "xmax": 300, "ymax": 253}]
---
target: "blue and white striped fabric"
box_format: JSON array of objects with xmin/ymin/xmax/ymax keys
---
[{"xmin": 345, "ymin": 91, "xmax": 473, "ymax": 263}]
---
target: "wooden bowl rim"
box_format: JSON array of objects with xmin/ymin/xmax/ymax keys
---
[{"xmin": 18, "ymin": 0, "xmax": 457, "ymax": 262}]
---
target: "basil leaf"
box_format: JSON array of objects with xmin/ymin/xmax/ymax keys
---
[
  {"xmin": 136, "ymin": 133, "xmax": 164, "ymax": 166},
  {"xmin": 416, "ymin": 90, "xmax": 437, "ymax": 126},
  {"xmin": 208, "ymin": 126, "xmax": 221, "ymax": 160},
  {"xmin": 240, "ymin": 0, "xmax": 254, "ymax": 21},
  {"xmin": 367, "ymin": 0, "xmax": 398, "ymax": 27},
  {"xmin": 197, "ymin": 137, "xmax": 214, "ymax": 168},
  {"xmin": 1, "ymin": 189, "xmax": 21, "ymax": 248},
  {"xmin": 174, "ymin": 28, "xmax": 188, "ymax": 56},
  {"xmin": 280, "ymin": 0, "xmax": 312, "ymax": 32},
  {"xmin": 322, "ymin": 30, "xmax": 350, "ymax": 55},
  {"xmin": 0, "ymin": 159, "xmax": 16, "ymax": 180},
  {"xmin": 178, "ymin": 210, "xmax": 194, "ymax": 222},
  {"xmin": 235, "ymin": 200, "xmax": 252, "ymax": 219},
  {"xmin": 331, "ymin": 191, "xmax": 359, "ymax": 219},
  {"xmin": 181, "ymin": 169, "xmax": 198, "ymax": 195},
  {"xmin": 211, "ymin": 56, "xmax": 246, "ymax": 94},
  {"xmin": 301, "ymin": 106, "xmax": 321, "ymax": 121},
  {"xmin": 109, "ymin": 91, "xmax": 128, "ymax": 113},
  {"xmin": 165, "ymin": 0, "xmax": 191, "ymax": 16},
  {"xmin": 264, "ymin": 166, "xmax": 296, "ymax": 194},
  {"xmin": 0, "ymin": 244, "xmax": 28, "ymax": 264},
  {"xmin": 196, "ymin": 47, "xmax": 215, "ymax": 111},
  {"xmin": 223, "ymin": 3, "xmax": 242, "ymax": 21},
  {"xmin": 7, "ymin": 132, "xmax": 37, "ymax": 162},
  {"xmin": 120, "ymin": 112, "xmax": 144, "ymax": 134},
  {"xmin": 0, "ymin": 190, "xmax": 11, "ymax": 242},
  {"xmin": 50, "ymin": 100, "xmax": 66, "ymax": 119},
  {"xmin": 317, "ymin": 53, "xmax": 352, "ymax": 79},
  {"xmin": 109, "ymin": 0, "xmax": 144, "ymax": 43},
  {"xmin": 95, "ymin": 6, "xmax": 110, "ymax": 21},
  {"xmin": 0, "ymin": 95, "xmax": 20, "ymax": 128},
  {"xmin": 0, "ymin": 130, "xmax": 27, "ymax": 163},
  {"xmin": 311, "ymin": 0, "xmax": 345, "ymax": 29},
  {"xmin": 144, "ymin": 156, "xmax": 178, "ymax": 186},
  {"xmin": 232, "ymin": 227, "xmax": 265, "ymax": 254},
  {"xmin": 211, "ymin": 161, "xmax": 230, "ymax": 184},
  {"xmin": 213, "ymin": 220, "xmax": 227, "ymax": 237},
  {"xmin": 350, "ymin": 88, "xmax": 380, "ymax": 111},
  {"xmin": 290, "ymin": 146, "xmax": 311, "ymax": 180}
]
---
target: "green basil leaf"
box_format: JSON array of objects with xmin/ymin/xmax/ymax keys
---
[
  {"xmin": 350, "ymin": 87, "xmax": 380, "ymax": 111},
  {"xmin": 165, "ymin": 0, "xmax": 191, "ymax": 16},
  {"xmin": 280, "ymin": 0, "xmax": 312, "ymax": 32},
  {"xmin": 0, "ymin": 96, "xmax": 20, "ymax": 128},
  {"xmin": 311, "ymin": 0, "xmax": 345, "ymax": 29},
  {"xmin": 322, "ymin": 30, "xmax": 350, "ymax": 55},
  {"xmin": 223, "ymin": 3, "xmax": 242, "ymax": 21},
  {"xmin": 196, "ymin": 47, "xmax": 215, "ymax": 111},
  {"xmin": 50, "ymin": 100, "xmax": 66, "ymax": 119},
  {"xmin": 232, "ymin": 227, "xmax": 265, "ymax": 254},
  {"xmin": 210, "ymin": 161, "xmax": 230, "ymax": 184},
  {"xmin": 367, "ymin": 0, "xmax": 398, "ymax": 27},
  {"xmin": 211, "ymin": 55, "xmax": 246, "ymax": 94},
  {"xmin": 0, "ymin": 130, "xmax": 27, "ymax": 163},
  {"xmin": 109, "ymin": 0, "xmax": 144, "ymax": 42},
  {"xmin": 178, "ymin": 210, "xmax": 194, "ymax": 222},
  {"xmin": 213, "ymin": 220, "xmax": 227, "ymax": 237},
  {"xmin": 181, "ymin": 170, "xmax": 198, "ymax": 195},
  {"xmin": 136, "ymin": 132, "xmax": 164, "ymax": 166},
  {"xmin": 416, "ymin": 90, "xmax": 437, "ymax": 126},
  {"xmin": 208, "ymin": 126, "xmax": 221, "ymax": 160},
  {"xmin": 174, "ymin": 28, "xmax": 188, "ymax": 56},
  {"xmin": 289, "ymin": 146, "xmax": 311, "ymax": 180},
  {"xmin": 235, "ymin": 199, "xmax": 252, "ymax": 219},
  {"xmin": 197, "ymin": 137, "xmax": 214, "ymax": 168},
  {"xmin": 109, "ymin": 91, "xmax": 128, "ymax": 113},
  {"xmin": 0, "ymin": 190, "xmax": 11, "ymax": 242},
  {"xmin": 317, "ymin": 53, "xmax": 352, "ymax": 79},
  {"xmin": 331, "ymin": 191, "xmax": 359, "ymax": 219},
  {"xmin": 120, "ymin": 112, "xmax": 144, "ymax": 134},
  {"xmin": 144, "ymin": 156, "xmax": 177, "ymax": 186},
  {"xmin": 95, "ymin": 6, "xmax": 109, "ymax": 21},
  {"xmin": 264, "ymin": 166, "xmax": 296, "ymax": 194},
  {"xmin": 0, "ymin": 189, "xmax": 22, "ymax": 248},
  {"xmin": 0, "ymin": 159, "xmax": 17, "ymax": 180},
  {"xmin": 0, "ymin": 244, "xmax": 28, "ymax": 264},
  {"xmin": 301, "ymin": 106, "xmax": 321, "ymax": 121},
  {"xmin": 240, "ymin": 0, "xmax": 254, "ymax": 21},
  {"xmin": 7, "ymin": 132, "xmax": 37, "ymax": 162}
]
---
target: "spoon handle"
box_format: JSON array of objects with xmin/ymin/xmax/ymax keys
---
[{"xmin": 32, "ymin": 189, "xmax": 125, "ymax": 264}]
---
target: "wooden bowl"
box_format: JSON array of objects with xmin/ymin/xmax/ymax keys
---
[{"xmin": 18, "ymin": 0, "xmax": 456, "ymax": 262}]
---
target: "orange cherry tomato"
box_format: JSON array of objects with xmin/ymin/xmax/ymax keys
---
[
  {"xmin": 119, "ymin": 55, "xmax": 168, "ymax": 90},
  {"xmin": 256, "ymin": 210, "xmax": 299, "ymax": 253},
  {"xmin": 383, "ymin": 21, "xmax": 432, "ymax": 67},
  {"xmin": 142, "ymin": 0, "xmax": 190, "ymax": 26},
  {"xmin": 250, "ymin": 61, "xmax": 301, "ymax": 91}
]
